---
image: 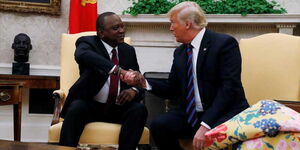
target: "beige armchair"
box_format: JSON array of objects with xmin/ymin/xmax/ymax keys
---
[
  {"xmin": 48, "ymin": 32, "xmax": 150, "ymax": 149},
  {"xmin": 240, "ymin": 33, "xmax": 300, "ymax": 105},
  {"xmin": 179, "ymin": 33, "xmax": 300, "ymax": 150}
]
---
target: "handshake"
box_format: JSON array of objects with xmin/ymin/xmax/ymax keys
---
[{"xmin": 119, "ymin": 69, "xmax": 146, "ymax": 89}]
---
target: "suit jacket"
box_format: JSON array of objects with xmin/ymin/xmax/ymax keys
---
[
  {"xmin": 60, "ymin": 35, "xmax": 144, "ymax": 118},
  {"xmin": 148, "ymin": 29, "xmax": 249, "ymax": 127}
]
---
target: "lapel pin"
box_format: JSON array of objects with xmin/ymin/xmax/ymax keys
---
[{"xmin": 203, "ymin": 48, "xmax": 207, "ymax": 51}]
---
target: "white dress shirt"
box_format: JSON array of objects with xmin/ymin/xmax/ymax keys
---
[
  {"xmin": 191, "ymin": 28, "xmax": 211, "ymax": 129},
  {"xmin": 190, "ymin": 28, "xmax": 205, "ymax": 112},
  {"xmin": 93, "ymin": 40, "xmax": 120, "ymax": 103}
]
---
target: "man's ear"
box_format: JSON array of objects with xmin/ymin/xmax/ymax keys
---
[
  {"xmin": 97, "ymin": 30, "xmax": 104, "ymax": 38},
  {"xmin": 12, "ymin": 43, "xmax": 15, "ymax": 49},
  {"xmin": 185, "ymin": 20, "xmax": 192, "ymax": 29},
  {"xmin": 28, "ymin": 44, "xmax": 32, "ymax": 50}
]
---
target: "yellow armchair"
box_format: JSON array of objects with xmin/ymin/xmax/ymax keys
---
[
  {"xmin": 48, "ymin": 32, "xmax": 150, "ymax": 149},
  {"xmin": 240, "ymin": 33, "xmax": 300, "ymax": 105}
]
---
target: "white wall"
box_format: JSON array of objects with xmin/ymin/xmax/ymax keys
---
[{"xmin": 276, "ymin": 0, "xmax": 300, "ymax": 13}]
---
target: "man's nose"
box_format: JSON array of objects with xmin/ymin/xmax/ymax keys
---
[
  {"xmin": 19, "ymin": 42, "xmax": 27, "ymax": 46},
  {"xmin": 169, "ymin": 25, "xmax": 173, "ymax": 31},
  {"xmin": 119, "ymin": 27, "xmax": 125, "ymax": 33},
  {"xmin": 18, "ymin": 44, "xmax": 27, "ymax": 48}
]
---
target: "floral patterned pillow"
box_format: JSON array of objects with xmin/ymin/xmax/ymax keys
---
[
  {"xmin": 238, "ymin": 132, "xmax": 300, "ymax": 150},
  {"xmin": 204, "ymin": 100, "xmax": 300, "ymax": 150}
]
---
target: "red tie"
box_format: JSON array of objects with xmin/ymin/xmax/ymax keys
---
[{"xmin": 107, "ymin": 49, "xmax": 119, "ymax": 106}]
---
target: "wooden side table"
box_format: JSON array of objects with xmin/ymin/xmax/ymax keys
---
[
  {"xmin": 0, "ymin": 75, "xmax": 59, "ymax": 141},
  {"xmin": 0, "ymin": 81, "xmax": 24, "ymax": 141}
]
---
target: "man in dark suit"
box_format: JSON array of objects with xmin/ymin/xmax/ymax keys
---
[
  {"xmin": 122, "ymin": 2, "xmax": 249, "ymax": 150},
  {"xmin": 59, "ymin": 12, "xmax": 147, "ymax": 150}
]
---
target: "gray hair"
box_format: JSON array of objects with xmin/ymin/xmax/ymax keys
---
[{"xmin": 168, "ymin": 1, "xmax": 207, "ymax": 29}]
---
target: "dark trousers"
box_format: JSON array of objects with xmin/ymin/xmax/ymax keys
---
[
  {"xmin": 150, "ymin": 110, "xmax": 200, "ymax": 150},
  {"xmin": 59, "ymin": 99, "xmax": 148, "ymax": 150},
  {"xmin": 150, "ymin": 109, "xmax": 242, "ymax": 150}
]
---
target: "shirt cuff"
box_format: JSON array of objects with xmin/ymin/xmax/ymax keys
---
[
  {"xmin": 109, "ymin": 65, "xmax": 117, "ymax": 74},
  {"xmin": 131, "ymin": 87, "xmax": 139, "ymax": 94},
  {"xmin": 201, "ymin": 121, "xmax": 211, "ymax": 130},
  {"xmin": 145, "ymin": 79, "xmax": 152, "ymax": 91}
]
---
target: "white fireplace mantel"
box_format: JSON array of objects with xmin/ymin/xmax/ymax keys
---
[{"xmin": 121, "ymin": 14, "xmax": 300, "ymax": 35}]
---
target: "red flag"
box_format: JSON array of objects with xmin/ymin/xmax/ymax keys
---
[{"xmin": 69, "ymin": 0, "xmax": 98, "ymax": 34}]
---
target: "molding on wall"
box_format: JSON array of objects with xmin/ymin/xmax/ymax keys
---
[
  {"xmin": 125, "ymin": 23, "xmax": 178, "ymax": 47},
  {"xmin": 121, "ymin": 14, "xmax": 300, "ymax": 24},
  {"xmin": 0, "ymin": 63, "xmax": 60, "ymax": 76},
  {"xmin": 122, "ymin": 14, "xmax": 300, "ymax": 47}
]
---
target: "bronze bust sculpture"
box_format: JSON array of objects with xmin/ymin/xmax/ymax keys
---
[
  {"xmin": 12, "ymin": 33, "xmax": 32, "ymax": 63},
  {"xmin": 12, "ymin": 33, "xmax": 32, "ymax": 75}
]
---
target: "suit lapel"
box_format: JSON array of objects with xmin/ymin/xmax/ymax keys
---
[
  {"xmin": 196, "ymin": 30, "xmax": 210, "ymax": 74},
  {"xmin": 95, "ymin": 37, "xmax": 110, "ymax": 60}
]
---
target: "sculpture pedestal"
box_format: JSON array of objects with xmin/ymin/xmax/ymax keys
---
[{"xmin": 12, "ymin": 62, "xmax": 29, "ymax": 75}]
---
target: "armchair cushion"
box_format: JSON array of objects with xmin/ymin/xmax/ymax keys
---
[
  {"xmin": 48, "ymin": 122, "xmax": 150, "ymax": 145},
  {"xmin": 204, "ymin": 100, "xmax": 300, "ymax": 149}
]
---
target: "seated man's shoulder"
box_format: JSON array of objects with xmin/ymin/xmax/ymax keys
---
[
  {"xmin": 207, "ymin": 31, "xmax": 237, "ymax": 46},
  {"xmin": 208, "ymin": 30, "xmax": 234, "ymax": 41},
  {"xmin": 119, "ymin": 42, "xmax": 135, "ymax": 50},
  {"xmin": 78, "ymin": 35, "xmax": 97, "ymax": 41},
  {"xmin": 76, "ymin": 35, "xmax": 99, "ymax": 46}
]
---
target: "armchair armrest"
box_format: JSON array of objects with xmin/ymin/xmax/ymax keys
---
[
  {"xmin": 275, "ymin": 99, "xmax": 300, "ymax": 113},
  {"xmin": 51, "ymin": 90, "xmax": 66, "ymax": 125}
]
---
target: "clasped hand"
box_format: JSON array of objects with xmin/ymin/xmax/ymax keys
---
[{"xmin": 120, "ymin": 69, "xmax": 146, "ymax": 88}]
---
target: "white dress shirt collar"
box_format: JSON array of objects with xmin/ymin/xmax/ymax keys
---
[
  {"xmin": 101, "ymin": 40, "xmax": 118, "ymax": 55},
  {"xmin": 191, "ymin": 27, "xmax": 206, "ymax": 50}
]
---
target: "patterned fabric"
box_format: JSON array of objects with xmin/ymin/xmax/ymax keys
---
[
  {"xmin": 185, "ymin": 44, "xmax": 198, "ymax": 127},
  {"xmin": 204, "ymin": 100, "xmax": 300, "ymax": 150},
  {"xmin": 238, "ymin": 132, "xmax": 300, "ymax": 150}
]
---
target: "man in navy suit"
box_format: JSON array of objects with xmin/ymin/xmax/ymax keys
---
[
  {"xmin": 59, "ymin": 12, "xmax": 147, "ymax": 150},
  {"xmin": 122, "ymin": 2, "xmax": 249, "ymax": 150}
]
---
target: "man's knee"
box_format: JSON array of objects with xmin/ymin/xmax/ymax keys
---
[
  {"xmin": 129, "ymin": 102, "xmax": 148, "ymax": 118},
  {"xmin": 150, "ymin": 116, "xmax": 167, "ymax": 132},
  {"xmin": 66, "ymin": 100, "xmax": 89, "ymax": 116}
]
